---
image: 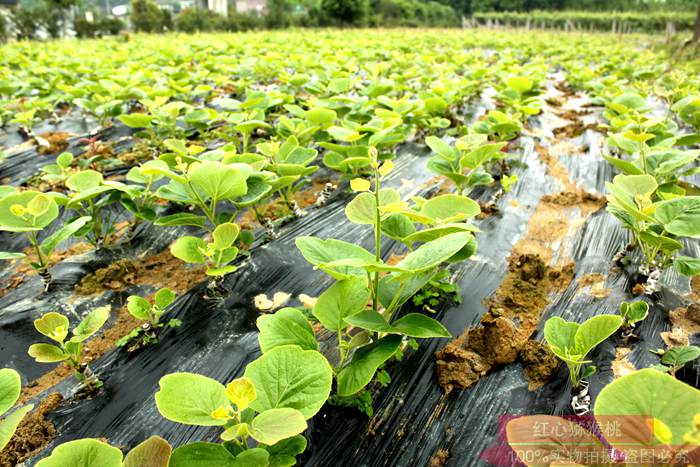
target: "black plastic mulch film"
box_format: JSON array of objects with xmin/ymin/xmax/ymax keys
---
[{"xmin": 0, "ymin": 76, "xmax": 697, "ymax": 467}]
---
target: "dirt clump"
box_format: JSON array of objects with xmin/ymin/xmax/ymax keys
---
[
  {"xmin": 0, "ymin": 393, "xmax": 62, "ymax": 466},
  {"xmin": 577, "ymin": 273, "xmax": 612, "ymax": 299},
  {"xmin": 36, "ymin": 132, "xmax": 71, "ymax": 155},
  {"xmin": 435, "ymin": 254, "xmax": 565, "ymax": 392},
  {"xmin": 519, "ymin": 340, "xmax": 560, "ymax": 390},
  {"xmin": 429, "ymin": 449, "xmax": 450, "ymax": 467},
  {"xmin": 611, "ymin": 347, "xmax": 636, "ymax": 379}
]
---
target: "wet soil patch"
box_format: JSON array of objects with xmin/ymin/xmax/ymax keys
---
[{"xmin": 0, "ymin": 393, "xmax": 63, "ymax": 466}]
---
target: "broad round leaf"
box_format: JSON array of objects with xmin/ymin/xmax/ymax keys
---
[
  {"xmin": 188, "ymin": 161, "xmax": 247, "ymax": 202},
  {"xmin": 245, "ymin": 345, "xmax": 332, "ymax": 419},
  {"xmin": 257, "ymin": 307, "xmax": 318, "ymax": 353},
  {"xmin": 168, "ymin": 443, "xmax": 237, "ymax": 467},
  {"xmin": 226, "ymin": 377, "xmax": 256, "ymax": 411},
  {"xmin": 35, "ymin": 439, "xmax": 123, "ymax": 467},
  {"xmin": 595, "ymin": 369, "xmax": 700, "ymax": 447},
  {"xmin": 66, "ymin": 170, "xmax": 104, "ymax": 192},
  {"xmin": 0, "ymin": 192, "xmax": 59, "ymax": 231},
  {"xmin": 313, "ymin": 278, "xmax": 370, "ymax": 332},
  {"xmin": 654, "ymin": 197, "xmax": 700, "ymax": 238},
  {"xmin": 250, "ymin": 408, "xmax": 307, "ymax": 445},
  {"xmin": 28, "ymin": 344, "xmax": 67, "ymax": 363},
  {"xmin": 170, "ymin": 236, "xmax": 206, "ymax": 264},
  {"xmin": 393, "ymin": 232, "xmax": 471, "ymax": 274},
  {"xmin": 127, "ymin": 296, "xmax": 152, "ymax": 321},
  {"xmin": 212, "ymin": 223, "xmax": 240, "ymax": 249},
  {"xmin": 123, "ymin": 436, "xmax": 172, "ymax": 467},
  {"xmin": 155, "ymin": 373, "xmax": 229, "ymax": 426},
  {"xmin": 420, "ymin": 194, "xmax": 480, "ymax": 222},
  {"xmin": 34, "ymin": 312, "xmax": 69, "ymax": 343}
]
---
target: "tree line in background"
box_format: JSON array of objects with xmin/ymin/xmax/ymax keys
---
[{"xmin": 0, "ymin": 0, "xmax": 697, "ymax": 41}]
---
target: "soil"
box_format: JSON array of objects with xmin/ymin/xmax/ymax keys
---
[
  {"xmin": 429, "ymin": 449, "xmax": 449, "ymax": 467},
  {"xmin": 36, "ymin": 132, "xmax": 71, "ymax": 155},
  {"xmin": 74, "ymin": 249, "xmax": 206, "ymax": 296},
  {"xmin": 519, "ymin": 340, "xmax": 560, "ymax": 390},
  {"xmin": 661, "ymin": 306, "xmax": 700, "ymax": 347},
  {"xmin": 0, "ymin": 393, "xmax": 63, "ymax": 466},
  {"xmin": 435, "ymin": 148, "xmax": 605, "ymax": 392},
  {"xmin": 435, "ymin": 254, "xmax": 571, "ymax": 392},
  {"xmin": 611, "ymin": 347, "xmax": 636, "ymax": 378},
  {"xmin": 577, "ymin": 273, "xmax": 611, "ymax": 299},
  {"xmin": 0, "ymin": 242, "xmax": 94, "ymax": 298},
  {"xmin": 237, "ymin": 178, "xmax": 334, "ymax": 230}
]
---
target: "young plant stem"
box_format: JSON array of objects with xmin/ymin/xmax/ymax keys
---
[{"xmin": 372, "ymin": 161, "xmax": 381, "ymax": 314}]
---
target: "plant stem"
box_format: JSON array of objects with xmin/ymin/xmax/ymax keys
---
[{"xmin": 372, "ymin": 162, "xmax": 381, "ymax": 313}]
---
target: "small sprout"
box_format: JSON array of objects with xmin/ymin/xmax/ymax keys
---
[
  {"xmin": 117, "ymin": 288, "xmax": 179, "ymax": 349},
  {"xmin": 619, "ymin": 300, "xmax": 649, "ymax": 330},
  {"xmin": 544, "ymin": 314, "xmax": 623, "ymax": 393},
  {"xmin": 28, "ymin": 307, "xmax": 110, "ymax": 393},
  {"xmin": 0, "ymin": 190, "xmax": 91, "ymax": 290},
  {"xmin": 652, "ymin": 345, "xmax": 700, "ymax": 377}
]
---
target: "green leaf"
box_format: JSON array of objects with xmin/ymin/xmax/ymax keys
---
[
  {"xmin": 345, "ymin": 189, "xmax": 401, "ymax": 225},
  {"xmin": 0, "ymin": 252, "xmax": 26, "ymax": 260},
  {"xmin": 327, "ymin": 126, "xmax": 362, "ymax": 142},
  {"xmin": 71, "ymin": 306, "xmax": 110, "ymax": 343},
  {"xmin": 250, "ymin": 408, "xmax": 307, "ymax": 445},
  {"xmin": 123, "ymin": 436, "xmax": 172, "ymax": 467},
  {"xmin": 28, "ymin": 343, "xmax": 66, "ymax": 363},
  {"xmin": 155, "ymin": 373, "xmax": 229, "ymax": 426},
  {"xmin": 344, "ymin": 311, "xmax": 450, "ymax": 338},
  {"xmin": 0, "ymin": 192, "xmax": 59, "ymax": 231},
  {"xmin": 35, "ymin": 439, "xmax": 123, "ymax": 467},
  {"xmin": 381, "ymin": 213, "xmax": 415, "ymax": 242},
  {"xmin": 420, "ymin": 194, "xmax": 481, "ymax": 222},
  {"xmin": 189, "ymin": 161, "xmax": 247, "ymax": 202},
  {"xmin": 595, "ymin": 369, "xmax": 700, "ymax": 447},
  {"xmin": 40, "ymin": 216, "xmax": 91, "ymax": 257},
  {"xmin": 225, "ymin": 377, "xmax": 256, "ymax": 411},
  {"xmin": 34, "ymin": 312, "xmax": 69, "ymax": 343},
  {"xmin": 245, "ymin": 345, "xmax": 332, "ymax": 419},
  {"xmin": 574, "ymin": 314, "xmax": 623, "ymax": 356},
  {"xmin": 425, "ymin": 136, "xmax": 455, "ymax": 160},
  {"xmin": 305, "ymin": 108, "xmax": 336, "ymax": 126},
  {"xmin": 654, "ymin": 197, "xmax": 700, "ymax": 238},
  {"xmin": 127, "ymin": 296, "xmax": 152, "ymax": 321},
  {"xmin": 0, "ymin": 369, "xmax": 20, "ymax": 416},
  {"xmin": 169, "ymin": 443, "xmax": 237, "ymax": 467},
  {"xmin": 212, "ymin": 223, "xmax": 240, "ymax": 249},
  {"xmin": 154, "ymin": 213, "xmax": 207, "ymax": 228},
  {"xmin": 661, "ymin": 346, "xmax": 700, "ymax": 367},
  {"xmin": 344, "ymin": 310, "xmax": 393, "ymax": 333},
  {"xmin": 393, "ymin": 232, "xmax": 471, "ymax": 274},
  {"xmin": 674, "ymin": 256, "xmax": 700, "ymax": 276},
  {"xmin": 295, "ymin": 237, "xmax": 375, "ymax": 280},
  {"xmin": 392, "ymin": 314, "xmax": 451, "ymax": 338},
  {"xmin": 507, "ymin": 76, "xmax": 533, "ymax": 93},
  {"xmin": 119, "ymin": 113, "xmax": 153, "ymax": 128},
  {"xmin": 612, "ymin": 174, "xmax": 658, "ymax": 198},
  {"xmin": 543, "ymin": 317, "xmax": 582, "ymax": 363},
  {"xmin": 264, "ymin": 435, "xmax": 307, "ymax": 467},
  {"xmin": 620, "ymin": 301, "xmax": 649, "ymax": 326},
  {"xmin": 231, "ymin": 448, "xmax": 270, "ymax": 467},
  {"xmin": 154, "ymin": 288, "xmax": 176, "ymax": 310},
  {"xmin": 257, "ymin": 307, "xmax": 318, "ymax": 352},
  {"xmin": 313, "ymin": 278, "xmax": 370, "ymax": 332},
  {"xmin": 0, "ymin": 404, "xmax": 33, "ymax": 451},
  {"xmin": 337, "ymin": 335, "xmax": 402, "ymax": 397},
  {"xmin": 170, "ymin": 236, "xmax": 206, "ymax": 264}
]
